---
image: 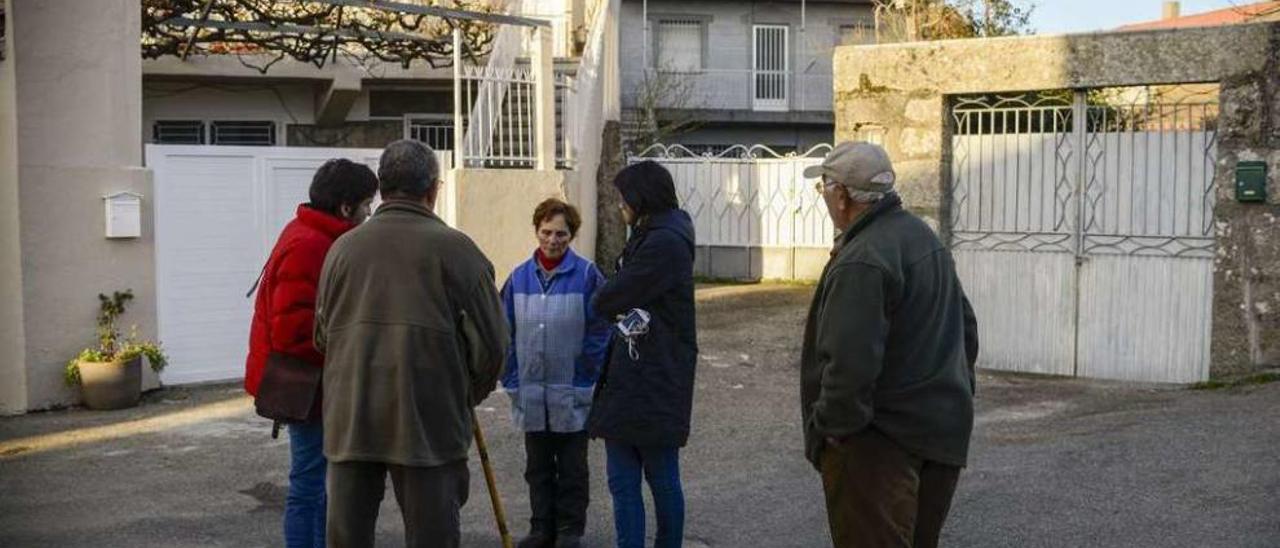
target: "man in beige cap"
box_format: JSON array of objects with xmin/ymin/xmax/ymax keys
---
[{"xmin": 799, "ymin": 141, "xmax": 979, "ymax": 548}]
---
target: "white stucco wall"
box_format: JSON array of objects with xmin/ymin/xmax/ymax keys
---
[
  {"xmin": 451, "ymin": 169, "xmax": 571, "ymax": 281},
  {"xmin": 12, "ymin": 0, "xmax": 157, "ymax": 409},
  {"xmin": 0, "ymin": 0, "xmax": 29, "ymax": 414}
]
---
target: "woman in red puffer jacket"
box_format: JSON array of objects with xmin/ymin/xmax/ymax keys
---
[{"xmin": 244, "ymin": 158, "xmax": 377, "ymax": 548}]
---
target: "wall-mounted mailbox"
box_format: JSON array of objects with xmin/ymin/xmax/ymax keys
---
[
  {"xmin": 1236, "ymin": 161, "xmax": 1267, "ymax": 203},
  {"xmin": 104, "ymin": 191, "xmax": 143, "ymax": 239}
]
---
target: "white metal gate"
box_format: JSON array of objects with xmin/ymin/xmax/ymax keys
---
[
  {"xmin": 629, "ymin": 143, "xmax": 834, "ymax": 247},
  {"xmin": 147, "ymin": 145, "xmax": 451, "ymax": 385},
  {"xmin": 949, "ymin": 85, "xmax": 1219, "ymax": 383},
  {"xmin": 752, "ymin": 25, "xmax": 789, "ymax": 112}
]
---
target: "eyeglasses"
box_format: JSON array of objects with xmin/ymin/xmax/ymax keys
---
[{"xmin": 813, "ymin": 178, "xmax": 839, "ymax": 194}]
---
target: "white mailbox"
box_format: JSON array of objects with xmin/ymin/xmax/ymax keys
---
[{"xmin": 104, "ymin": 191, "xmax": 143, "ymax": 239}]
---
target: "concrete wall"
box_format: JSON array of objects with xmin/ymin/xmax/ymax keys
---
[
  {"xmin": 694, "ymin": 246, "xmax": 827, "ymax": 280},
  {"xmin": 832, "ymin": 22, "xmax": 1280, "ymax": 375},
  {"xmin": 450, "ymin": 169, "xmax": 572, "ymax": 283},
  {"xmin": 11, "ymin": 0, "xmax": 157, "ymax": 409},
  {"xmin": 143, "ymin": 81, "xmax": 318, "ymax": 144},
  {"xmin": 0, "ymin": 0, "xmax": 28, "ymax": 414}
]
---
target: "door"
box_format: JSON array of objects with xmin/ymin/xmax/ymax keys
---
[{"xmin": 752, "ymin": 25, "xmax": 788, "ymax": 112}]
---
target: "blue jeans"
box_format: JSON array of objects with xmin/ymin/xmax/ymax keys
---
[
  {"xmin": 605, "ymin": 441, "xmax": 684, "ymax": 548},
  {"xmin": 285, "ymin": 422, "xmax": 326, "ymax": 548}
]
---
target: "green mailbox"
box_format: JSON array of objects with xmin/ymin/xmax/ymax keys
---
[{"xmin": 1236, "ymin": 161, "xmax": 1267, "ymax": 203}]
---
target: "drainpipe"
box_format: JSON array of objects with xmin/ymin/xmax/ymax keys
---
[
  {"xmin": 800, "ymin": 0, "xmax": 805, "ymax": 111},
  {"xmin": 453, "ymin": 27, "xmax": 464, "ymax": 169},
  {"xmin": 642, "ymin": 0, "xmax": 648, "ymax": 69}
]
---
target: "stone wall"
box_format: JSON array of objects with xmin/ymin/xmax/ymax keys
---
[
  {"xmin": 1211, "ymin": 26, "xmax": 1280, "ymax": 372},
  {"xmin": 287, "ymin": 121, "xmax": 404, "ymax": 149},
  {"xmin": 833, "ymin": 22, "xmax": 1280, "ymax": 376}
]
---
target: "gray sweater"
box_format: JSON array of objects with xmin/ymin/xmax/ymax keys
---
[
  {"xmin": 800, "ymin": 194, "xmax": 979, "ymax": 468},
  {"xmin": 315, "ymin": 201, "xmax": 508, "ymax": 467}
]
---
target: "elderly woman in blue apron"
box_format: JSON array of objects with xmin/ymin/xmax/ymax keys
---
[{"xmin": 501, "ymin": 198, "xmax": 611, "ymax": 548}]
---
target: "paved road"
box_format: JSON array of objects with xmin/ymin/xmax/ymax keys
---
[{"xmin": 1, "ymin": 284, "xmax": 1276, "ymax": 547}]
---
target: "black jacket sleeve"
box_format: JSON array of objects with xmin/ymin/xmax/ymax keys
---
[
  {"xmin": 592, "ymin": 229, "xmax": 685, "ymax": 320},
  {"xmin": 961, "ymin": 292, "xmax": 979, "ymax": 393}
]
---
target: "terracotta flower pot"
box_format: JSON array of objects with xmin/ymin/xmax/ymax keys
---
[{"xmin": 77, "ymin": 356, "xmax": 142, "ymax": 410}]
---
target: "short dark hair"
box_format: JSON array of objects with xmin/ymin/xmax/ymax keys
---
[
  {"xmin": 378, "ymin": 139, "xmax": 440, "ymax": 200},
  {"xmin": 308, "ymin": 158, "xmax": 378, "ymax": 216},
  {"xmin": 613, "ymin": 161, "xmax": 678, "ymax": 217},
  {"xmin": 532, "ymin": 198, "xmax": 582, "ymax": 237}
]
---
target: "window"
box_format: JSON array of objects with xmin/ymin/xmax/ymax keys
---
[
  {"xmin": 152, "ymin": 121, "xmax": 206, "ymax": 144},
  {"xmin": 837, "ymin": 22, "xmax": 876, "ymax": 46},
  {"xmin": 655, "ymin": 19, "xmax": 703, "ymax": 72},
  {"xmin": 211, "ymin": 121, "xmax": 276, "ymax": 146},
  {"xmin": 370, "ymin": 89, "xmax": 454, "ymax": 118}
]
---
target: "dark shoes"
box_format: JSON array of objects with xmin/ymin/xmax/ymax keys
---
[
  {"xmin": 554, "ymin": 534, "xmax": 583, "ymax": 548},
  {"xmin": 517, "ymin": 530, "xmax": 584, "ymax": 548},
  {"xmin": 517, "ymin": 531, "xmax": 555, "ymax": 548}
]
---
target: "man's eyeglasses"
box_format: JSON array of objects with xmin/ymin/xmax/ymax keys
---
[{"xmin": 813, "ymin": 177, "xmax": 839, "ymax": 194}]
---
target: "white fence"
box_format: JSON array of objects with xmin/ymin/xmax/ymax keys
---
[
  {"xmin": 147, "ymin": 145, "xmax": 452, "ymax": 385},
  {"xmin": 630, "ymin": 144, "xmax": 835, "ymax": 248},
  {"xmin": 452, "ymin": 42, "xmax": 576, "ymax": 168}
]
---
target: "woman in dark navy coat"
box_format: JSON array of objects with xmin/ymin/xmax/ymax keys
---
[{"xmin": 586, "ymin": 161, "xmax": 698, "ymax": 548}]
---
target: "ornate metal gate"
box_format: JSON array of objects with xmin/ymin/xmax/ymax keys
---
[{"xmin": 949, "ymin": 85, "xmax": 1219, "ymax": 383}]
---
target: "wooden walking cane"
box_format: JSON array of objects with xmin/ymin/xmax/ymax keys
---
[{"xmin": 472, "ymin": 410, "xmax": 514, "ymax": 548}]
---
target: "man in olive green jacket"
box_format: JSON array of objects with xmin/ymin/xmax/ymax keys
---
[
  {"xmin": 801, "ymin": 142, "xmax": 979, "ymax": 548},
  {"xmin": 315, "ymin": 140, "xmax": 509, "ymax": 548}
]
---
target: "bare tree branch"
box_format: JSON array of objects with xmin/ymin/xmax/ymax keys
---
[{"xmin": 142, "ymin": 0, "xmax": 498, "ymax": 72}]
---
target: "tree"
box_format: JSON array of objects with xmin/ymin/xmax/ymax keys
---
[
  {"xmin": 872, "ymin": 0, "xmax": 1034, "ymax": 42},
  {"xmin": 142, "ymin": 0, "xmax": 498, "ymax": 74},
  {"xmin": 629, "ymin": 66, "xmax": 702, "ymax": 151}
]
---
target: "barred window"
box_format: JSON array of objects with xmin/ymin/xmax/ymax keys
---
[
  {"xmin": 211, "ymin": 121, "xmax": 276, "ymax": 146},
  {"xmin": 152, "ymin": 121, "xmax": 206, "ymax": 144}
]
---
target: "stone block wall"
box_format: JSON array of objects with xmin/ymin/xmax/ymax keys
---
[{"xmin": 833, "ymin": 22, "xmax": 1280, "ymax": 376}]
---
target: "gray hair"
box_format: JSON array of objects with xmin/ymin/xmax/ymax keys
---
[
  {"xmin": 378, "ymin": 139, "xmax": 440, "ymax": 199},
  {"xmin": 846, "ymin": 188, "xmax": 886, "ymax": 204}
]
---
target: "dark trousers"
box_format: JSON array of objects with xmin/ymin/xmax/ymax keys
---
[
  {"xmin": 524, "ymin": 431, "xmax": 590, "ymax": 536},
  {"xmin": 819, "ymin": 429, "xmax": 961, "ymax": 548},
  {"xmin": 327, "ymin": 460, "xmax": 470, "ymax": 548}
]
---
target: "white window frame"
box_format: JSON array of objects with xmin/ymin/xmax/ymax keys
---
[
  {"xmin": 752, "ymin": 24, "xmax": 790, "ymax": 112},
  {"xmin": 652, "ymin": 17, "xmax": 707, "ymax": 73}
]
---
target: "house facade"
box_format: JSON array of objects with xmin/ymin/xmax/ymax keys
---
[
  {"xmin": 142, "ymin": 0, "xmax": 585, "ymax": 152},
  {"xmin": 619, "ymin": 0, "xmax": 873, "ymax": 153},
  {"xmin": 2, "ymin": 0, "xmax": 616, "ymax": 412}
]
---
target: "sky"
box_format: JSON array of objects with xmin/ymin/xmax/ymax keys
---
[{"xmin": 1027, "ymin": 0, "xmax": 1247, "ymax": 34}]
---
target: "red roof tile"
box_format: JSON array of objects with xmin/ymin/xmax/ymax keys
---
[{"xmin": 1117, "ymin": 0, "xmax": 1280, "ymax": 31}]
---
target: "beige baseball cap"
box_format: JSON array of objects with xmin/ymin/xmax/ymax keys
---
[{"xmin": 803, "ymin": 141, "xmax": 896, "ymax": 193}]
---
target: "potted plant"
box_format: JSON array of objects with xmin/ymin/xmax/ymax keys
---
[{"xmin": 64, "ymin": 290, "xmax": 168, "ymax": 410}]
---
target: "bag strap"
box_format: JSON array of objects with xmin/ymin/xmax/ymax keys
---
[{"xmin": 246, "ymin": 260, "xmax": 270, "ymax": 298}]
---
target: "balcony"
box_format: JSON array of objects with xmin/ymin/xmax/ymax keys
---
[{"xmin": 621, "ymin": 68, "xmax": 834, "ymax": 114}]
